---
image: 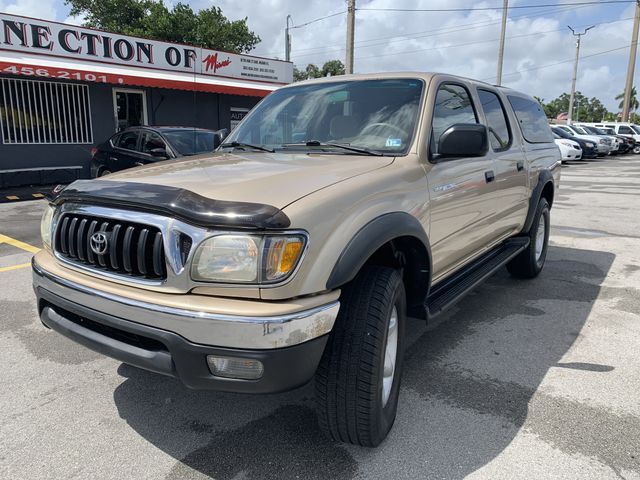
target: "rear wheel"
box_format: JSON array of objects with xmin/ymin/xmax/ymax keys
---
[
  {"xmin": 98, "ymin": 168, "xmax": 112, "ymax": 177},
  {"xmin": 315, "ymin": 265, "xmax": 406, "ymax": 447},
  {"xmin": 507, "ymin": 197, "xmax": 550, "ymax": 278},
  {"xmin": 634, "ymin": 145, "xmax": 640, "ymax": 154}
]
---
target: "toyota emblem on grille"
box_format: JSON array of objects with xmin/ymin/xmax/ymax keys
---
[{"xmin": 90, "ymin": 232, "xmax": 109, "ymax": 255}]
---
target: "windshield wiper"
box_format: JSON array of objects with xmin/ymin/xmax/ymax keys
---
[
  {"xmin": 220, "ymin": 141, "xmax": 275, "ymax": 153},
  {"xmin": 281, "ymin": 140, "xmax": 384, "ymax": 156}
]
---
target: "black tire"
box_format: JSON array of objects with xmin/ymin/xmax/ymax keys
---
[
  {"xmin": 507, "ymin": 198, "xmax": 550, "ymax": 278},
  {"xmin": 315, "ymin": 265, "xmax": 406, "ymax": 447},
  {"xmin": 98, "ymin": 168, "xmax": 112, "ymax": 177}
]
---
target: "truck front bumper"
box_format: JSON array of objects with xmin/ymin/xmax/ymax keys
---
[{"xmin": 33, "ymin": 259, "xmax": 339, "ymax": 393}]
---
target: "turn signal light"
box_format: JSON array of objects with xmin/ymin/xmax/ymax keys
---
[{"xmin": 206, "ymin": 355, "xmax": 264, "ymax": 380}]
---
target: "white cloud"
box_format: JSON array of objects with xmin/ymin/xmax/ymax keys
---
[
  {"xmin": 194, "ymin": 0, "xmax": 636, "ymax": 110},
  {"xmin": 0, "ymin": 0, "xmax": 57, "ymax": 21}
]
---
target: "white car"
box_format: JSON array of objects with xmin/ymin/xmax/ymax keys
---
[
  {"xmin": 554, "ymin": 134, "xmax": 582, "ymax": 161},
  {"xmin": 577, "ymin": 125, "xmax": 622, "ymax": 153},
  {"xmin": 554, "ymin": 124, "xmax": 611, "ymax": 156}
]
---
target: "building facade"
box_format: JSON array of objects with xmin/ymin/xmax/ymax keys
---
[{"xmin": 0, "ymin": 13, "xmax": 293, "ymax": 187}]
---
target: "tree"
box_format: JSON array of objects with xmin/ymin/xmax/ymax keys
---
[
  {"xmin": 541, "ymin": 91, "xmax": 611, "ymax": 122},
  {"xmin": 65, "ymin": 0, "xmax": 260, "ymax": 53},
  {"xmin": 293, "ymin": 60, "xmax": 345, "ymax": 81},
  {"xmin": 615, "ymin": 86, "xmax": 639, "ymax": 120}
]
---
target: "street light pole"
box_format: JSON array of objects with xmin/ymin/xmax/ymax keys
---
[
  {"xmin": 567, "ymin": 25, "xmax": 594, "ymax": 125},
  {"xmin": 285, "ymin": 15, "xmax": 293, "ymax": 62},
  {"xmin": 496, "ymin": 0, "xmax": 509, "ymax": 85},
  {"xmin": 622, "ymin": 0, "xmax": 640, "ymax": 122},
  {"xmin": 346, "ymin": 0, "xmax": 356, "ymax": 74}
]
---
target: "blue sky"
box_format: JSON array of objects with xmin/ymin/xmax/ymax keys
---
[{"xmin": 1, "ymin": 0, "xmax": 638, "ymax": 111}]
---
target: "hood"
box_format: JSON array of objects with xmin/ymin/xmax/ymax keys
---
[{"xmin": 105, "ymin": 152, "xmax": 393, "ymax": 209}]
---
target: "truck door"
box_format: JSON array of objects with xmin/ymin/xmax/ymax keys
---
[
  {"xmin": 477, "ymin": 88, "xmax": 528, "ymax": 238},
  {"xmin": 427, "ymin": 82, "xmax": 498, "ymax": 283}
]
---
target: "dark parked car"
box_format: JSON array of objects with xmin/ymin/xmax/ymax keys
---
[
  {"xmin": 600, "ymin": 127, "xmax": 634, "ymax": 154},
  {"xmin": 551, "ymin": 126, "xmax": 597, "ymax": 159},
  {"xmin": 90, "ymin": 126, "xmax": 227, "ymax": 177}
]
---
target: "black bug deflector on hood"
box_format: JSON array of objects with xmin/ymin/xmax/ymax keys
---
[{"xmin": 50, "ymin": 180, "xmax": 291, "ymax": 230}]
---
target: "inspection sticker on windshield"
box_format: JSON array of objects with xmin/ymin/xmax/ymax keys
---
[{"xmin": 385, "ymin": 138, "xmax": 402, "ymax": 147}]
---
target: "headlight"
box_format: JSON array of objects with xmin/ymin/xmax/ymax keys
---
[
  {"xmin": 585, "ymin": 142, "xmax": 595, "ymax": 148},
  {"xmin": 191, "ymin": 233, "xmax": 306, "ymax": 284},
  {"xmin": 40, "ymin": 204, "xmax": 55, "ymax": 251}
]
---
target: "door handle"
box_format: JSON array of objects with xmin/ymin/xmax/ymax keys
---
[
  {"xmin": 109, "ymin": 157, "xmax": 118, "ymax": 162},
  {"xmin": 517, "ymin": 161, "xmax": 524, "ymax": 172},
  {"xmin": 485, "ymin": 170, "xmax": 495, "ymax": 183}
]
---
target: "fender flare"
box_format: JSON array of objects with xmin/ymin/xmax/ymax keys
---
[
  {"xmin": 522, "ymin": 170, "xmax": 553, "ymax": 234},
  {"xmin": 326, "ymin": 212, "xmax": 432, "ymax": 291}
]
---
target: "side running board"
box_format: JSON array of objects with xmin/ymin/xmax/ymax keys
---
[{"xmin": 426, "ymin": 237, "xmax": 530, "ymax": 319}]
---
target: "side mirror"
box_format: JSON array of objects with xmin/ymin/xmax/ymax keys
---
[
  {"xmin": 436, "ymin": 123, "xmax": 489, "ymax": 159},
  {"xmin": 213, "ymin": 128, "xmax": 229, "ymax": 149},
  {"xmin": 149, "ymin": 147, "xmax": 169, "ymax": 159}
]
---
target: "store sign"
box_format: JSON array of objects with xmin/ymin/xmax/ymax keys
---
[
  {"xmin": 0, "ymin": 13, "xmax": 293, "ymax": 84},
  {"xmin": 230, "ymin": 107, "xmax": 249, "ymax": 130}
]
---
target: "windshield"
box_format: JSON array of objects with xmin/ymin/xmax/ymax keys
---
[
  {"xmin": 162, "ymin": 130, "xmax": 216, "ymax": 155},
  {"xmin": 224, "ymin": 79, "xmax": 424, "ymax": 155},
  {"xmin": 631, "ymin": 125, "xmax": 640, "ymax": 134},
  {"xmin": 572, "ymin": 126, "xmax": 588, "ymax": 135}
]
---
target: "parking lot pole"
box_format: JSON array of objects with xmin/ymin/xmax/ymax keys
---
[
  {"xmin": 346, "ymin": 0, "xmax": 356, "ymax": 74},
  {"xmin": 622, "ymin": 1, "xmax": 640, "ymax": 122},
  {"xmin": 567, "ymin": 26, "xmax": 594, "ymax": 124},
  {"xmin": 496, "ymin": 0, "xmax": 509, "ymax": 85}
]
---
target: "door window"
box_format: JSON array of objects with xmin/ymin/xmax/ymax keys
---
[
  {"xmin": 508, "ymin": 96, "xmax": 554, "ymax": 143},
  {"xmin": 114, "ymin": 89, "xmax": 147, "ymax": 131},
  {"xmin": 116, "ymin": 131, "xmax": 140, "ymax": 151},
  {"xmin": 619, "ymin": 125, "xmax": 633, "ymax": 134},
  {"xmin": 431, "ymin": 83, "xmax": 478, "ymax": 154},
  {"xmin": 478, "ymin": 89, "xmax": 511, "ymax": 151},
  {"xmin": 141, "ymin": 131, "xmax": 168, "ymax": 154}
]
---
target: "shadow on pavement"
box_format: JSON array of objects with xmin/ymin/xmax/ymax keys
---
[{"xmin": 113, "ymin": 245, "xmax": 614, "ymax": 479}]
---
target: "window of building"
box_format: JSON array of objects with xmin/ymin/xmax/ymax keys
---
[
  {"xmin": 478, "ymin": 89, "xmax": 511, "ymax": 151},
  {"xmin": 507, "ymin": 96, "xmax": 554, "ymax": 144},
  {"xmin": 431, "ymin": 83, "xmax": 477, "ymax": 154},
  {"xmin": 0, "ymin": 78, "xmax": 92, "ymax": 144}
]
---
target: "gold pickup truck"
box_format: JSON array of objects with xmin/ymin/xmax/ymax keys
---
[{"xmin": 33, "ymin": 72, "xmax": 560, "ymax": 447}]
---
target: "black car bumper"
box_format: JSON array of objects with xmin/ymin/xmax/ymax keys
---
[{"xmin": 36, "ymin": 286, "xmax": 329, "ymax": 393}]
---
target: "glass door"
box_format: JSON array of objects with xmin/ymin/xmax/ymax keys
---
[{"xmin": 113, "ymin": 89, "xmax": 148, "ymax": 131}]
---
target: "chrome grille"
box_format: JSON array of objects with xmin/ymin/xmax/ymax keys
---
[{"xmin": 54, "ymin": 213, "xmax": 167, "ymax": 280}]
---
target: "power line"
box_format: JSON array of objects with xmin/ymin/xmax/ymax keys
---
[
  {"xmin": 484, "ymin": 45, "xmax": 630, "ymax": 81},
  {"xmin": 358, "ymin": 1, "xmax": 634, "ymax": 13},
  {"xmin": 291, "ymin": 16, "xmax": 632, "ymax": 62},
  {"xmin": 290, "ymin": 2, "xmax": 608, "ymax": 58},
  {"xmin": 290, "ymin": 11, "xmax": 345, "ymax": 29}
]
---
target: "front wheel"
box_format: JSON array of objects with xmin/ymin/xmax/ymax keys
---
[
  {"xmin": 633, "ymin": 145, "xmax": 640, "ymax": 154},
  {"xmin": 315, "ymin": 265, "xmax": 406, "ymax": 447},
  {"xmin": 507, "ymin": 198, "xmax": 550, "ymax": 278}
]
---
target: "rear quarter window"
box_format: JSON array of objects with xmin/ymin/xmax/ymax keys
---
[{"xmin": 507, "ymin": 96, "xmax": 554, "ymax": 144}]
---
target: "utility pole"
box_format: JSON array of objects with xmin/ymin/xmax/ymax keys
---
[
  {"xmin": 496, "ymin": 0, "xmax": 509, "ymax": 85},
  {"xmin": 567, "ymin": 25, "xmax": 594, "ymax": 124},
  {"xmin": 346, "ymin": 0, "xmax": 356, "ymax": 74},
  {"xmin": 622, "ymin": 1, "xmax": 640, "ymax": 122},
  {"xmin": 285, "ymin": 15, "xmax": 293, "ymax": 62}
]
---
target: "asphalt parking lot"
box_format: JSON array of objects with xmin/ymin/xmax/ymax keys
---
[{"xmin": 1, "ymin": 157, "xmax": 639, "ymax": 479}]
